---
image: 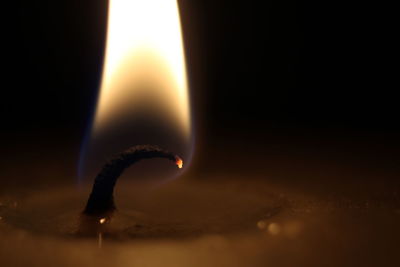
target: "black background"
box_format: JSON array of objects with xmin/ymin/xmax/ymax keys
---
[{"xmin": 3, "ymin": 0, "xmax": 399, "ymax": 142}]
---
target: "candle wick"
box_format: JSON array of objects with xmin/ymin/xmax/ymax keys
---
[{"xmin": 83, "ymin": 145, "xmax": 182, "ymax": 216}]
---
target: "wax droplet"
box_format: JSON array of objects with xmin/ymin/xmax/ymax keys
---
[{"xmin": 268, "ymin": 223, "xmax": 281, "ymax": 235}]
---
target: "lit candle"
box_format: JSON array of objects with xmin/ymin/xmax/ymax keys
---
[
  {"xmin": 2, "ymin": 0, "xmax": 398, "ymax": 266},
  {"xmin": 2, "ymin": 2, "xmax": 286, "ymax": 265}
]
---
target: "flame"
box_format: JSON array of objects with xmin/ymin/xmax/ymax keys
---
[{"xmin": 93, "ymin": 0, "xmax": 191, "ymax": 139}]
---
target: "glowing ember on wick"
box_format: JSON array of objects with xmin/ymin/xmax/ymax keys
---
[
  {"xmin": 175, "ymin": 156, "xmax": 183, "ymax": 169},
  {"xmin": 83, "ymin": 145, "xmax": 183, "ymax": 216}
]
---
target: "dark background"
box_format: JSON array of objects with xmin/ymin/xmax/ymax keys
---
[{"xmin": 3, "ymin": 0, "xmax": 399, "ymax": 152}]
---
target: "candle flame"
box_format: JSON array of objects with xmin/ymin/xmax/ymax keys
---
[{"xmin": 93, "ymin": 0, "xmax": 191, "ymax": 139}]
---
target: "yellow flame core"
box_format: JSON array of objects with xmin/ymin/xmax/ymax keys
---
[{"xmin": 94, "ymin": 0, "xmax": 190, "ymax": 138}]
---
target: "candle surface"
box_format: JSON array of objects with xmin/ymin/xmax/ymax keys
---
[{"xmin": 1, "ymin": 131, "xmax": 399, "ymax": 267}]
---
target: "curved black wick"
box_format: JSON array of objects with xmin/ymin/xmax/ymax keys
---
[{"xmin": 83, "ymin": 145, "xmax": 183, "ymax": 216}]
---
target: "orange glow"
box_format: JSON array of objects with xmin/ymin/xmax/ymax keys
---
[{"xmin": 175, "ymin": 157, "xmax": 183, "ymax": 169}]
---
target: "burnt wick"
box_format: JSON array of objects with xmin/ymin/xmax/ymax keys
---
[{"xmin": 83, "ymin": 145, "xmax": 183, "ymax": 216}]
